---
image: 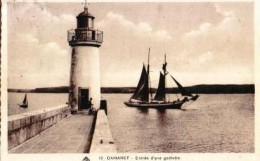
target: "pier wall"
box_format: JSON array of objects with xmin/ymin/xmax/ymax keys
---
[
  {"xmin": 90, "ymin": 110, "xmax": 117, "ymax": 153},
  {"xmin": 8, "ymin": 105, "xmax": 70, "ymax": 150}
]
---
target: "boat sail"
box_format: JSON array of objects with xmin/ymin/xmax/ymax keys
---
[
  {"xmin": 170, "ymin": 75, "xmax": 199, "ymax": 101},
  {"xmin": 19, "ymin": 93, "xmax": 28, "ymax": 108},
  {"xmin": 130, "ymin": 64, "xmax": 149, "ymax": 102},
  {"xmin": 153, "ymin": 72, "xmax": 166, "ymax": 101},
  {"xmin": 153, "ymin": 55, "xmax": 167, "ymax": 102},
  {"xmin": 124, "ymin": 49, "xmax": 190, "ymax": 109}
]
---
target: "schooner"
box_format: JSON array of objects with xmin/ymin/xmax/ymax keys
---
[{"xmin": 124, "ymin": 49, "xmax": 199, "ymax": 109}]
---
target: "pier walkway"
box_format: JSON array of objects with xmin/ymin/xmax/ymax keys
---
[{"xmin": 9, "ymin": 112, "xmax": 95, "ymax": 153}]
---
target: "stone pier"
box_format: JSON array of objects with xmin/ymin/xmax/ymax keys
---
[
  {"xmin": 9, "ymin": 110, "xmax": 95, "ymax": 153},
  {"xmin": 8, "ymin": 106, "xmax": 116, "ymax": 153},
  {"xmin": 90, "ymin": 110, "xmax": 117, "ymax": 153},
  {"xmin": 8, "ymin": 105, "xmax": 70, "ymax": 150}
]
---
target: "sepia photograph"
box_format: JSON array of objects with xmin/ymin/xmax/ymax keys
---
[{"xmin": 1, "ymin": 0, "xmax": 259, "ymax": 160}]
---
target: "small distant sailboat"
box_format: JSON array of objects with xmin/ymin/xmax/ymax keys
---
[
  {"xmin": 124, "ymin": 49, "xmax": 197, "ymax": 109},
  {"xmin": 19, "ymin": 93, "xmax": 28, "ymax": 108}
]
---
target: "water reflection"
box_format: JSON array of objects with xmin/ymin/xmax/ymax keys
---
[
  {"xmin": 156, "ymin": 108, "xmax": 166, "ymax": 114},
  {"xmin": 156, "ymin": 109, "xmax": 167, "ymax": 126},
  {"xmin": 137, "ymin": 107, "xmax": 148, "ymax": 114}
]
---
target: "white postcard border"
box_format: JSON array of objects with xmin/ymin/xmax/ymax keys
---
[{"xmin": 1, "ymin": 0, "xmax": 259, "ymax": 161}]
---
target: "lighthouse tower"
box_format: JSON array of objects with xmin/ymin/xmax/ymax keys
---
[{"xmin": 67, "ymin": 5, "xmax": 103, "ymax": 114}]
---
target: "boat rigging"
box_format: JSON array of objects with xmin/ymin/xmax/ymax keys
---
[{"xmin": 124, "ymin": 49, "xmax": 198, "ymax": 109}]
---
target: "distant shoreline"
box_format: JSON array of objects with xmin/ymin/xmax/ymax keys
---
[{"xmin": 8, "ymin": 84, "xmax": 254, "ymax": 94}]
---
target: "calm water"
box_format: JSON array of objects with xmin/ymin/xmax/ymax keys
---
[
  {"xmin": 8, "ymin": 93, "xmax": 68, "ymax": 116},
  {"xmin": 8, "ymin": 93, "xmax": 254, "ymax": 152}
]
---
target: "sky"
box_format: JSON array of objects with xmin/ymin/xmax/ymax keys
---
[{"xmin": 7, "ymin": 2, "xmax": 254, "ymax": 89}]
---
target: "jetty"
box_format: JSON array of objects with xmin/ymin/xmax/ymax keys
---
[{"xmin": 8, "ymin": 105, "xmax": 116, "ymax": 153}]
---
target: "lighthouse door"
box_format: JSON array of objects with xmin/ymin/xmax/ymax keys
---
[{"xmin": 78, "ymin": 88, "xmax": 90, "ymax": 110}]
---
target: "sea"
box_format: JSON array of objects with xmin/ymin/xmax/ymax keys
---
[{"xmin": 8, "ymin": 93, "xmax": 254, "ymax": 153}]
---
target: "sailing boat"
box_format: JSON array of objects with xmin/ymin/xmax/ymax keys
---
[
  {"xmin": 19, "ymin": 93, "xmax": 28, "ymax": 108},
  {"xmin": 170, "ymin": 76, "xmax": 199, "ymax": 101},
  {"xmin": 124, "ymin": 49, "xmax": 190, "ymax": 109}
]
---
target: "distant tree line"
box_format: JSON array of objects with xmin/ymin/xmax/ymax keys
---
[{"xmin": 8, "ymin": 84, "xmax": 254, "ymax": 94}]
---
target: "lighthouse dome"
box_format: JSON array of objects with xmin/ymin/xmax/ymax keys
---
[
  {"xmin": 77, "ymin": 7, "xmax": 95, "ymax": 18},
  {"xmin": 67, "ymin": 5, "xmax": 103, "ymax": 47},
  {"xmin": 76, "ymin": 7, "xmax": 95, "ymax": 29}
]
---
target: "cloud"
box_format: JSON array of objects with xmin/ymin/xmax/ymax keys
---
[
  {"xmin": 8, "ymin": 3, "xmax": 254, "ymax": 88},
  {"xmin": 41, "ymin": 42, "xmax": 69, "ymax": 56},
  {"xmin": 17, "ymin": 33, "xmax": 39, "ymax": 43},
  {"xmin": 60, "ymin": 14, "xmax": 75, "ymax": 22},
  {"xmin": 154, "ymin": 30, "xmax": 172, "ymax": 41},
  {"xmin": 184, "ymin": 4, "xmax": 241, "ymax": 40},
  {"xmin": 198, "ymin": 51, "xmax": 214, "ymax": 64},
  {"xmin": 98, "ymin": 12, "xmax": 172, "ymax": 41},
  {"xmin": 180, "ymin": 3, "xmax": 253, "ymax": 69},
  {"xmin": 214, "ymin": 4, "xmax": 239, "ymax": 32},
  {"xmin": 175, "ymin": 50, "xmax": 215, "ymax": 70},
  {"xmin": 8, "ymin": 3, "xmax": 75, "ymax": 44},
  {"xmin": 215, "ymin": 4, "xmax": 234, "ymax": 17},
  {"xmin": 8, "ymin": 3, "xmax": 73, "ymax": 88},
  {"xmin": 185, "ymin": 22, "xmax": 212, "ymax": 37}
]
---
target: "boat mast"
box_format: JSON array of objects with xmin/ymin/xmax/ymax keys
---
[
  {"xmin": 163, "ymin": 54, "xmax": 166, "ymax": 75},
  {"xmin": 147, "ymin": 48, "xmax": 152, "ymax": 102},
  {"xmin": 163, "ymin": 54, "xmax": 167, "ymax": 102}
]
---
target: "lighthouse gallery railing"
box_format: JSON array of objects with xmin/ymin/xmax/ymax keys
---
[{"xmin": 67, "ymin": 29, "xmax": 103, "ymax": 43}]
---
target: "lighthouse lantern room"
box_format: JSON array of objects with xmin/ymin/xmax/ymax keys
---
[{"xmin": 68, "ymin": 5, "xmax": 103, "ymax": 114}]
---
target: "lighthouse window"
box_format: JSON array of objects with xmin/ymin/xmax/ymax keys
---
[
  {"xmin": 88, "ymin": 18, "xmax": 94, "ymax": 28},
  {"xmin": 87, "ymin": 31, "xmax": 92, "ymax": 40}
]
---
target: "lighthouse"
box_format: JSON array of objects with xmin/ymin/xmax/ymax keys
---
[{"xmin": 67, "ymin": 5, "xmax": 103, "ymax": 114}]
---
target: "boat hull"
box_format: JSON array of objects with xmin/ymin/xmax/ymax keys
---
[
  {"xmin": 190, "ymin": 95, "xmax": 199, "ymax": 101},
  {"xmin": 124, "ymin": 101, "xmax": 183, "ymax": 109},
  {"xmin": 19, "ymin": 104, "xmax": 28, "ymax": 108}
]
